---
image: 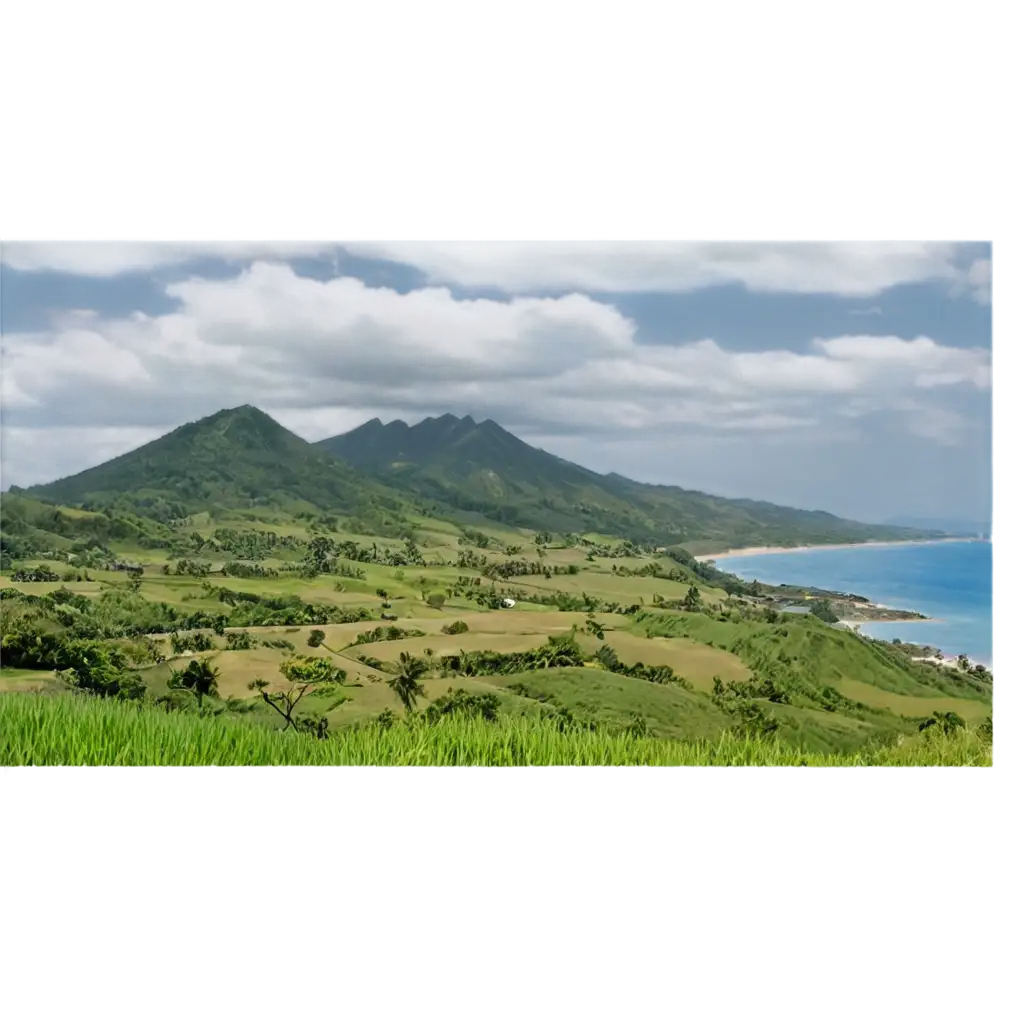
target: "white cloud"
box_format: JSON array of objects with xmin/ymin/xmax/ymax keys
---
[
  {"xmin": 162, "ymin": 263, "xmax": 635, "ymax": 381},
  {"xmin": 965, "ymin": 257, "xmax": 992, "ymax": 304},
  {"xmin": 0, "ymin": 242, "xmax": 336, "ymax": 277},
  {"xmin": 0, "ymin": 263, "xmax": 992, "ymax": 486},
  {"xmin": 0, "ymin": 374, "xmax": 40, "ymax": 409},
  {"xmin": 1, "ymin": 242, "xmax": 991, "ymax": 304},
  {"xmin": 812, "ymin": 335, "xmax": 992, "ymax": 389},
  {"xmin": 0, "ymin": 426, "xmax": 165, "ymax": 491},
  {"xmin": 341, "ymin": 241, "xmax": 970, "ymax": 296}
]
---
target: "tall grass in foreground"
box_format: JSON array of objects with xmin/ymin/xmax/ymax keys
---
[{"xmin": 0, "ymin": 693, "xmax": 992, "ymax": 767}]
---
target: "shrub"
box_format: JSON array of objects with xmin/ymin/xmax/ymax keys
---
[{"xmin": 424, "ymin": 687, "xmax": 501, "ymax": 723}]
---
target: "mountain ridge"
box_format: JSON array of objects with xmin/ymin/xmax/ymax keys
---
[
  {"xmin": 316, "ymin": 413, "xmax": 941, "ymax": 548},
  {"xmin": 17, "ymin": 405, "xmax": 943, "ymax": 548}
]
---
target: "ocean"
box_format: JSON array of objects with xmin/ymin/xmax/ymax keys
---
[{"xmin": 712, "ymin": 540, "xmax": 992, "ymax": 666}]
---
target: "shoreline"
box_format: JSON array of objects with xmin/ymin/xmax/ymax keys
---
[
  {"xmin": 698, "ymin": 537, "xmax": 990, "ymax": 670},
  {"xmin": 837, "ymin": 621, "xmax": 991, "ymax": 671},
  {"xmin": 695, "ymin": 536, "xmax": 985, "ymax": 563}
]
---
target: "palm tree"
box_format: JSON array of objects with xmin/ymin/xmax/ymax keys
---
[
  {"xmin": 388, "ymin": 651, "xmax": 428, "ymax": 715},
  {"xmin": 173, "ymin": 658, "xmax": 220, "ymax": 711}
]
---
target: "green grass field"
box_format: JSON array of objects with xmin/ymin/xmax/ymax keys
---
[{"xmin": 0, "ymin": 692, "xmax": 992, "ymax": 766}]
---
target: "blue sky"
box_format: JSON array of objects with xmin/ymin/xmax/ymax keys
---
[{"xmin": 0, "ymin": 242, "xmax": 992, "ymax": 526}]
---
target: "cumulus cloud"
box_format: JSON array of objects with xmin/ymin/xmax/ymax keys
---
[
  {"xmin": 2, "ymin": 242, "xmax": 992, "ymax": 305},
  {"xmin": 965, "ymin": 258, "xmax": 992, "ymax": 304},
  {"xmin": 812, "ymin": 335, "xmax": 992, "ymax": 389},
  {"xmin": 162, "ymin": 263, "xmax": 635, "ymax": 383},
  {"xmin": 0, "ymin": 262, "xmax": 992, "ymax": 487},
  {"xmin": 339, "ymin": 235, "xmax": 987, "ymax": 303},
  {"xmin": 0, "ymin": 242, "xmax": 336, "ymax": 277}
]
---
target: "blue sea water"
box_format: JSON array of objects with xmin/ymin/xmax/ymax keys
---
[{"xmin": 713, "ymin": 541, "xmax": 992, "ymax": 665}]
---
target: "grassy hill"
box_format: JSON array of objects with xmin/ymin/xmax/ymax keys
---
[{"xmin": 318, "ymin": 414, "xmax": 940, "ymax": 550}]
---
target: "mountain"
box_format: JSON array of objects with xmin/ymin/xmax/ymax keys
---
[
  {"xmin": 18, "ymin": 406, "xmax": 943, "ymax": 550},
  {"xmin": 883, "ymin": 515, "xmax": 989, "ymax": 538},
  {"xmin": 21, "ymin": 406, "xmax": 406, "ymax": 521},
  {"xmin": 317, "ymin": 414, "xmax": 939, "ymax": 549}
]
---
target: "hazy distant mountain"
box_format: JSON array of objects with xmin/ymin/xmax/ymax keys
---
[
  {"xmin": 318, "ymin": 413, "xmax": 940, "ymax": 549},
  {"xmin": 883, "ymin": 515, "xmax": 991, "ymax": 538}
]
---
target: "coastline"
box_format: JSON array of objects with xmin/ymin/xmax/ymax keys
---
[
  {"xmin": 696, "ymin": 536, "xmax": 991, "ymax": 671},
  {"xmin": 837, "ymin": 619, "xmax": 990, "ymax": 672},
  {"xmin": 695, "ymin": 536, "xmax": 984, "ymax": 563}
]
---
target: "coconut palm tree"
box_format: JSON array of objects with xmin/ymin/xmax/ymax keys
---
[
  {"xmin": 388, "ymin": 652, "xmax": 428, "ymax": 715},
  {"xmin": 171, "ymin": 658, "xmax": 220, "ymax": 711}
]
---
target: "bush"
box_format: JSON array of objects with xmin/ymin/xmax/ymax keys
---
[
  {"xmin": 11, "ymin": 566, "xmax": 62, "ymax": 583},
  {"xmin": 424, "ymin": 687, "xmax": 501, "ymax": 723},
  {"xmin": 169, "ymin": 631, "xmax": 215, "ymax": 655},
  {"xmin": 809, "ymin": 599, "xmax": 839, "ymax": 624},
  {"xmin": 225, "ymin": 631, "xmax": 257, "ymax": 651},
  {"xmin": 919, "ymin": 710, "xmax": 967, "ymax": 735},
  {"xmin": 441, "ymin": 620, "xmax": 470, "ymax": 635}
]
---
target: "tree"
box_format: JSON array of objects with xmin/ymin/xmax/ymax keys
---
[
  {"xmin": 46, "ymin": 638, "xmax": 146, "ymax": 701},
  {"xmin": 425, "ymin": 592, "xmax": 446, "ymax": 610},
  {"xmin": 809, "ymin": 599, "xmax": 839, "ymax": 624},
  {"xmin": 388, "ymin": 651, "xmax": 428, "ymax": 714},
  {"xmin": 308, "ymin": 628, "xmax": 326, "ymax": 648},
  {"xmin": 957, "ymin": 653, "xmax": 971, "ymax": 672},
  {"xmin": 536, "ymin": 633, "xmax": 585, "ymax": 669},
  {"xmin": 304, "ymin": 536, "xmax": 336, "ymax": 576},
  {"xmin": 424, "ymin": 687, "xmax": 500, "ymax": 723},
  {"xmin": 249, "ymin": 656, "xmax": 353, "ymax": 732},
  {"xmin": 683, "ymin": 586, "xmax": 702, "ymax": 612},
  {"xmin": 168, "ymin": 658, "xmax": 220, "ymax": 711}
]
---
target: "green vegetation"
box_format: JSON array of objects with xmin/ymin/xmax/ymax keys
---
[
  {"xmin": 0, "ymin": 405, "xmax": 988, "ymax": 767},
  {"xmin": 15, "ymin": 405, "xmax": 940, "ymax": 551},
  {"xmin": 0, "ymin": 693, "xmax": 991, "ymax": 766},
  {"xmin": 17, "ymin": 406, "xmax": 409, "ymax": 533},
  {"xmin": 318, "ymin": 412, "xmax": 940, "ymax": 549}
]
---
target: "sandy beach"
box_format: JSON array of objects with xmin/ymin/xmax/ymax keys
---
[{"xmin": 695, "ymin": 536, "xmax": 983, "ymax": 563}]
